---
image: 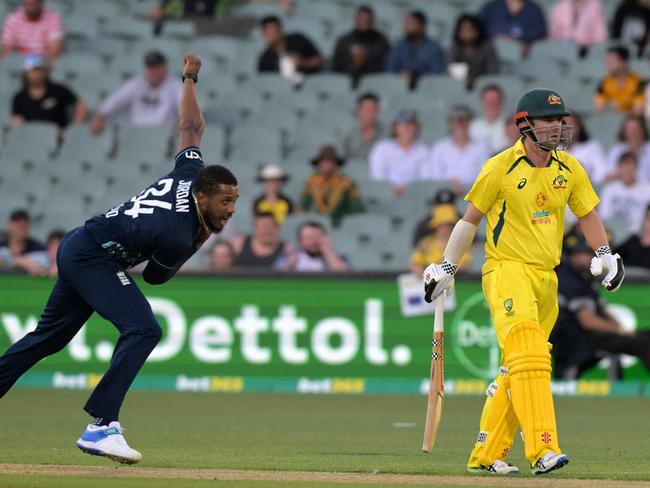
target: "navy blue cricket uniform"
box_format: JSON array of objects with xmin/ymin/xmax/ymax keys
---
[{"xmin": 0, "ymin": 147, "xmax": 206, "ymax": 421}]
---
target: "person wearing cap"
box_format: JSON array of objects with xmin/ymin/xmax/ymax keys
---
[
  {"xmin": 90, "ymin": 51, "xmax": 182, "ymax": 136},
  {"xmin": 411, "ymin": 188, "xmax": 457, "ymax": 245},
  {"xmin": 424, "ymin": 88, "xmax": 625, "ymax": 475},
  {"xmin": 369, "ymin": 109, "xmax": 429, "ymax": 196},
  {"xmin": 11, "ymin": 54, "xmax": 86, "ymax": 132},
  {"xmin": 423, "ymin": 104, "xmax": 491, "ymax": 193},
  {"xmin": 0, "ymin": 209, "xmax": 49, "ymax": 276},
  {"xmin": 301, "ymin": 145, "xmax": 364, "ymax": 227},
  {"xmin": 551, "ymin": 226, "xmax": 650, "ymax": 378},
  {"xmin": 1, "ymin": 0, "xmax": 64, "ymax": 61},
  {"xmin": 253, "ymin": 164, "xmax": 294, "ymax": 224},
  {"xmin": 409, "ymin": 201, "xmax": 471, "ymax": 276}
]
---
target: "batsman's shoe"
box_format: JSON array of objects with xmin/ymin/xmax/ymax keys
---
[
  {"xmin": 76, "ymin": 421, "xmax": 142, "ymax": 464},
  {"xmin": 467, "ymin": 460, "xmax": 520, "ymax": 475},
  {"xmin": 532, "ymin": 452, "xmax": 569, "ymax": 475}
]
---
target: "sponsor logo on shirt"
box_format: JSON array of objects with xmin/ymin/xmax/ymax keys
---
[{"xmin": 517, "ymin": 177, "xmax": 527, "ymax": 189}]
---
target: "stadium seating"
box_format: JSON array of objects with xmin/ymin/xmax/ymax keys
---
[{"xmin": 0, "ymin": 0, "xmax": 644, "ymax": 272}]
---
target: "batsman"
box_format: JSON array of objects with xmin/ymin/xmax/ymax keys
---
[{"xmin": 424, "ymin": 88, "xmax": 625, "ymax": 475}]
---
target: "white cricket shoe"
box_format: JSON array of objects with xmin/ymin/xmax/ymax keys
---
[
  {"xmin": 76, "ymin": 421, "xmax": 142, "ymax": 464},
  {"xmin": 467, "ymin": 459, "xmax": 520, "ymax": 475},
  {"xmin": 532, "ymin": 451, "xmax": 569, "ymax": 475}
]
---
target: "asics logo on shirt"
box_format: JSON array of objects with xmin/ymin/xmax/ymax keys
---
[{"xmin": 517, "ymin": 178, "xmax": 527, "ymax": 189}]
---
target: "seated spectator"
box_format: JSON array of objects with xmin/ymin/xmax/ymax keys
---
[
  {"xmin": 0, "ymin": 209, "xmax": 49, "ymax": 276},
  {"xmin": 411, "ymin": 189, "xmax": 456, "ymax": 245},
  {"xmin": 478, "ymin": 0, "xmax": 547, "ymax": 55},
  {"xmin": 11, "ymin": 54, "xmax": 86, "ymax": 134},
  {"xmin": 410, "ymin": 198, "xmax": 471, "ymax": 275},
  {"xmin": 1, "ymin": 0, "xmax": 64, "ymax": 62},
  {"xmin": 210, "ymin": 240, "xmax": 237, "ymax": 270},
  {"xmin": 552, "ymin": 229, "xmax": 650, "ymax": 378},
  {"xmin": 45, "ymin": 229, "xmax": 64, "ymax": 277},
  {"xmin": 231, "ymin": 212, "xmax": 292, "ymax": 268},
  {"xmin": 617, "ymin": 203, "xmax": 650, "ymax": 269},
  {"xmin": 257, "ymin": 15, "xmax": 323, "ymax": 85},
  {"xmin": 565, "ymin": 112, "xmax": 607, "ymax": 184},
  {"xmin": 90, "ymin": 51, "xmax": 182, "ymax": 136},
  {"xmin": 253, "ymin": 164, "xmax": 294, "ymax": 224},
  {"xmin": 331, "ymin": 6, "xmax": 390, "ymax": 86},
  {"xmin": 611, "ymin": 0, "xmax": 650, "ymax": 57},
  {"xmin": 549, "ymin": 0, "xmax": 607, "ymax": 57},
  {"xmin": 447, "ymin": 14, "xmax": 499, "ymax": 89},
  {"xmin": 423, "ymin": 105, "xmax": 491, "ymax": 193},
  {"xmin": 301, "ymin": 145, "xmax": 364, "ymax": 226},
  {"xmin": 469, "ymin": 84, "xmax": 508, "ymax": 153},
  {"xmin": 369, "ymin": 110, "xmax": 429, "ymax": 195},
  {"xmin": 281, "ymin": 221, "xmax": 349, "ymax": 272},
  {"xmin": 341, "ymin": 92, "xmax": 386, "ymax": 160},
  {"xmin": 599, "ymin": 151, "xmax": 650, "ymax": 234},
  {"xmin": 606, "ymin": 115, "xmax": 650, "ymax": 181},
  {"xmin": 385, "ymin": 10, "xmax": 445, "ymax": 87},
  {"xmin": 594, "ymin": 46, "xmax": 645, "ymax": 115}
]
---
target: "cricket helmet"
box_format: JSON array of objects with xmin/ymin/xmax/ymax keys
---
[{"xmin": 513, "ymin": 88, "xmax": 573, "ymax": 151}]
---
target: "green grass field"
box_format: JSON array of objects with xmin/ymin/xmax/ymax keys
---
[{"xmin": 0, "ymin": 389, "xmax": 648, "ymax": 488}]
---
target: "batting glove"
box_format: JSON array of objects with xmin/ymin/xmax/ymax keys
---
[
  {"xmin": 590, "ymin": 246, "xmax": 625, "ymax": 292},
  {"xmin": 423, "ymin": 260, "xmax": 457, "ymax": 303}
]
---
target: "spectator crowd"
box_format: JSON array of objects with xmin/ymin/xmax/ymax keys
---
[{"xmin": 2, "ymin": 0, "xmax": 650, "ymax": 278}]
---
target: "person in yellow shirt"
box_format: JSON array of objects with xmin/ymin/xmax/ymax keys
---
[
  {"xmin": 424, "ymin": 88, "xmax": 626, "ymax": 475},
  {"xmin": 410, "ymin": 202, "xmax": 471, "ymax": 275},
  {"xmin": 253, "ymin": 164, "xmax": 294, "ymax": 224}
]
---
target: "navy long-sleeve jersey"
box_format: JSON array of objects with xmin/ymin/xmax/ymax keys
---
[{"xmin": 85, "ymin": 146, "xmax": 205, "ymax": 278}]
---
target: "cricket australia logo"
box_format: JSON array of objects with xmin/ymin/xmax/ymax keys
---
[
  {"xmin": 503, "ymin": 298, "xmax": 514, "ymax": 316},
  {"xmin": 547, "ymin": 93, "xmax": 562, "ymax": 105},
  {"xmin": 116, "ymin": 271, "xmax": 131, "ymax": 286},
  {"xmin": 552, "ymin": 175, "xmax": 568, "ymax": 189}
]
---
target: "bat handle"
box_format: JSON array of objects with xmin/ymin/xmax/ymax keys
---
[{"xmin": 433, "ymin": 295, "xmax": 444, "ymax": 333}]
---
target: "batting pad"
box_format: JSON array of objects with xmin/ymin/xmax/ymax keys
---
[
  {"xmin": 467, "ymin": 366, "xmax": 519, "ymax": 468},
  {"xmin": 505, "ymin": 322, "xmax": 561, "ymax": 464}
]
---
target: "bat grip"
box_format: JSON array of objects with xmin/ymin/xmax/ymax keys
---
[{"xmin": 434, "ymin": 295, "xmax": 444, "ymax": 333}]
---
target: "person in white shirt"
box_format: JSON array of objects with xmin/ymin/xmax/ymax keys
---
[
  {"xmin": 90, "ymin": 51, "xmax": 182, "ymax": 136},
  {"xmin": 565, "ymin": 112, "xmax": 607, "ymax": 184},
  {"xmin": 599, "ymin": 151, "xmax": 650, "ymax": 235},
  {"xmin": 281, "ymin": 221, "xmax": 349, "ymax": 272},
  {"xmin": 606, "ymin": 115, "xmax": 650, "ymax": 183},
  {"xmin": 369, "ymin": 110, "xmax": 429, "ymax": 195},
  {"xmin": 423, "ymin": 105, "xmax": 491, "ymax": 193},
  {"xmin": 469, "ymin": 84, "xmax": 508, "ymax": 153}
]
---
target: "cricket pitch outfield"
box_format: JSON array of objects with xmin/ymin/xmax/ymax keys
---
[{"xmin": 0, "ymin": 390, "xmax": 648, "ymax": 488}]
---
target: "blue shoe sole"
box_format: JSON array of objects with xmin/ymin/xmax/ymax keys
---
[
  {"xmin": 533, "ymin": 456, "xmax": 569, "ymax": 475},
  {"xmin": 76, "ymin": 442, "xmax": 139, "ymax": 465}
]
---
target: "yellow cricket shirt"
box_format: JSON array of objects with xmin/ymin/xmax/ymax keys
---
[{"xmin": 465, "ymin": 138, "xmax": 599, "ymax": 270}]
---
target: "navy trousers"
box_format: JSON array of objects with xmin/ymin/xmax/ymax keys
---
[{"xmin": 0, "ymin": 226, "xmax": 162, "ymax": 421}]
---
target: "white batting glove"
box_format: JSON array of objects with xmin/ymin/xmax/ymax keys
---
[
  {"xmin": 423, "ymin": 260, "xmax": 457, "ymax": 303},
  {"xmin": 590, "ymin": 246, "xmax": 625, "ymax": 292}
]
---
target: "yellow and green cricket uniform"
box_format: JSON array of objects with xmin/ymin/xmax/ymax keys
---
[{"xmin": 465, "ymin": 138, "xmax": 599, "ymax": 467}]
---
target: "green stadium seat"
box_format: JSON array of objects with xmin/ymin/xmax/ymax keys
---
[
  {"xmin": 57, "ymin": 126, "xmax": 113, "ymax": 166},
  {"xmin": 53, "ymin": 53, "xmax": 105, "ymax": 82},
  {"xmin": 357, "ymin": 74, "xmax": 410, "ymax": 97},
  {"xmin": 303, "ymin": 73, "xmax": 352, "ymax": 99},
  {"xmin": 104, "ymin": 17, "xmax": 154, "ymax": 41},
  {"xmin": 584, "ymin": 112, "xmax": 625, "ymax": 150},
  {"xmin": 494, "ymin": 38, "xmax": 524, "ymax": 70},
  {"xmin": 415, "ymin": 75, "xmax": 466, "ymax": 110},
  {"xmin": 361, "ymin": 181, "xmax": 397, "ymax": 214},
  {"xmin": 159, "ymin": 20, "xmax": 195, "ymax": 40},
  {"xmin": 3, "ymin": 123, "xmax": 59, "ymax": 163},
  {"xmin": 529, "ymin": 40, "xmax": 580, "ymax": 66},
  {"xmin": 115, "ymin": 126, "xmax": 172, "ymax": 163},
  {"xmin": 187, "ymin": 36, "xmax": 244, "ymax": 69}
]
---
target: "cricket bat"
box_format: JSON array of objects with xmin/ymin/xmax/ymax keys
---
[{"xmin": 422, "ymin": 295, "xmax": 445, "ymax": 453}]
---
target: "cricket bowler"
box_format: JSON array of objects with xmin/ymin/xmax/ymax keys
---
[
  {"xmin": 423, "ymin": 88, "xmax": 625, "ymax": 475},
  {"xmin": 0, "ymin": 54, "xmax": 239, "ymax": 464}
]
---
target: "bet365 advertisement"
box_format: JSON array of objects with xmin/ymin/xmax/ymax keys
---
[{"xmin": 0, "ymin": 274, "xmax": 648, "ymax": 395}]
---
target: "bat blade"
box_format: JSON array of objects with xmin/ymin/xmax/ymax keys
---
[{"xmin": 422, "ymin": 296, "xmax": 445, "ymax": 453}]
